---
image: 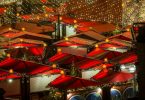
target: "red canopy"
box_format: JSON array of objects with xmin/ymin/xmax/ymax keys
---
[
  {"xmin": 92, "ymin": 72, "xmax": 134, "ymax": 83},
  {"xmin": 119, "ymin": 53, "xmax": 137, "ymax": 64},
  {"xmin": 87, "ymin": 48, "xmax": 106, "ymax": 58},
  {"xmin": 55, "ymin": 41, "xmax": 82, "ymax": 47},
  {"xmin": 48, "ymin": 75, "xmax": 100, "ymax": 89},
  {"xmin": 0, "ymin": 70, "xmax": 20, "ymax": 80},
  {"xmin": 48, "ymin": 53, "xmax": 72, "ymax": 63},
  {"xmin": 77, "ymin": 59, "xmax": 102, "ymax": 70},
  {"xmin": 0, "ymin": 58, "xmax": 51, "ymax": 75}
]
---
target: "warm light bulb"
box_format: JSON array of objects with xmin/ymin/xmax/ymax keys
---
[
  {"xmin": 4, "ymin": 9, "xmax": 7, "ymax": 12},
  {"xmin": 52, "ymin": 64, "xmax": 57, "ymax": 68},
  {"xmin": 104, "ymin": 58, "xmax": 108, "ymax": 62},
  {"xmin": 74, "ymin": 20, "xmax": 77, "ymax": 23},
  {"xmin": 74, "ymin": 25, "xmax": 78, "ymax": 28},
  {"xmin": 16, "ymin": 13, "xmax": 20, "ymax": 16},
  {"xmin": 57, "ymin": 48, "xmax": 62, "ymax": 52},
  {"xmin": 45, "ymin": 14, "xmax": 48, "ymax": 17},
  {"xmin": 89, "ymin": 27, "xmax": 93, "ymax": 29},
  {"xmin": 95, "ymin": 44, "xmax": 99, "ymax": 48},
  {"xmin": 60, "ymin": 70, "xmax": 65, "ymax": 75},
  {"xmin": 9, "ymin": 69, "xmax": 14, "ymax": 74},
  {"xmin": 21, "ymin": 27, "xmax": 25, "ymax": 31},
  {"xmin": 102, "ymin": 64, "xmax": 107, "ymax": 69},
  {"xmin": 59, "ymin": 16, "xmax": 62, "ymax": 20},
  {"xmin": 20, "ymin": 39, "xmax": 23, "ymax": 42},
  {"xmin": 65, "ymin": 37, "xmax": 69, "ymax": 41},
  {"xmin": 7, "ymin": 54, "xmax": 11, "ymax": 57},
  {"xmin": 8, "ymin": 27, "xmax": 12, "ymax": 31},
  {"xmin": 105, "ymin": 38, "xmax": 109, "ymax": 42},
  {"xmin": 43, "ymin": 43, "xmax": 47, "ymax": 47}
]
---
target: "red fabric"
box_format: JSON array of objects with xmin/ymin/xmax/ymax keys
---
[
  {"xmin": 0, "ymin": 70, "xmax": 20, "ymax": 80},
  {"xmin": 48, "ymin": 75, "xmax": 99, "ymax": 89},
  {"xmin": 0, "ymin": 58, "xmax": 50, "ymax": 74},
  {"xmin": 110, "ymin": 39, "xmax": 128, "ymax": 46},
  {"xmin": 100, "ymin": 43, "xmax": 124, "ymax": 49},
  {"xmin": 110, "ymin": 35, "xmax": 131, "ymax": 41},
  {"xmin": 119, "ymin": 53, "xmax": 137, "ymax": 64},
  {"xmin": 101, "ymin": 51, "xmax": 122, "ymax": 60},
  {"xmin": 77, "ymin": 27, "xmax": 90, "ymax": 32},
  {"xmin": 77, "ymin": 59, "xmax": 102, "ymax": 69},
  {"xmin": 29, "ymin": 47, "xmax": 44, "ymax": 56},
  {"xmin": 49, "ymin": 53, "xmax": 71, "ymax": 62},
  {"xmin": 92, "ymin": 69, "xmax": 108, "ymax": 79},
  {"xmin": 87, "ymin": 48, "xmax": 106, "ymax": 57},
  {"xmin": 92, "ymin": 72, "xmax": 134, "ymax": 83},
  {"xmin": 39, "ymin": 69, "xmax": 61, "ymax": 75},
  {"xmin": 56, "ymin": 42, "xmax": 82, "ymax": 47}
]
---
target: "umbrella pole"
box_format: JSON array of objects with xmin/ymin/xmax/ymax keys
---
[{"xmin": 20, "ymin": 75, "xmax": 30, "ymax": 100}]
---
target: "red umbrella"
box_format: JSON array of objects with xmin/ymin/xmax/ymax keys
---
[
  {"xmin": 47, "ymin": 75, "xmax": 100, "ymax": 89},
  {"xmin": 92, "ymin": 72, "xmax": 134, "ymax": 83}
]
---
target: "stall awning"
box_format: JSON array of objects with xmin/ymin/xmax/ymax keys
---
[
  {"xmin": 0, "ymin": 58, "xmax": 51, "ymax": 75},
  {"xmin": 47, "ymin": 75, "xmax": 100, "ymax": 89}
]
